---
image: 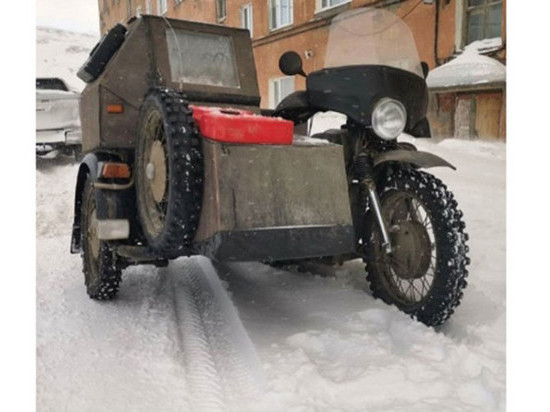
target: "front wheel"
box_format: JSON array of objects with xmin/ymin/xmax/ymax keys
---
[{"xmin": 364, "ymin": 167, "xmax": 469, "ymax": 326}]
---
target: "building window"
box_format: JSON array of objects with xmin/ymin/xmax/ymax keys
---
[
  {"xmin": 269, "ymin": 77, "xmax": 294, "ymax": 109},
  {"xmin": 158, "ymin": 0, "xmax": 167, "ymax": 15},
  {"xmin": 146, "ymin": 0, "xmax": 152, "ymax": 14},
  {"xmin": 465, "ymin": 0, "xmax": 503, "ymax": 43},
  {"xmin": 136, "ymin": 6, "xmax": 142, "ymax": 16},
  {"xmin": 269, "ymin": 0, "xmax": 293, "ymax": 31},
  {"xmin": 241, "ymin": 4, "xmax": 253, "ymax": 37},
  {"xmin": 216, "ymin": 0, "xmax": 227, "ymax": 21},
  {"xmin": 317, "ymin": 0, "xmax": 350, "ymax": 12}
]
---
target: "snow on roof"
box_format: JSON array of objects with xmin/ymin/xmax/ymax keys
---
[{"xmin": 427, "ymin": 38, "xmax": 506, "ymax": 90}]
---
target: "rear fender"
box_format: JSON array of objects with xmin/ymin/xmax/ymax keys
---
[
  {"xmin": 373, "ymin": 150, "xmax": 456, "ymax": 171},
  {"xmin": 70, "ymin": 152, "xmax": 125, "ymax": 254}
]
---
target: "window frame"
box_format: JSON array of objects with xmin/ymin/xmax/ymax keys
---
[
  {"xmin": 216, "ymin": 0, "xmax": 227, "ymax": 22},
  {"xmin": 240, "ymin": 3, "xmax": 254, "ymax": 37},
  {"xmin": 315, "ymin": 0, "xmax": 351, "ymax": 14},
  {"xmin": 268, "ymin": 0, "xmax": 294, "ymax": 31},
  {"xmin": 158, "ymin": 0, "xmax": 168, "ymax": 15},
  {"xmin": 269, "ymin": 76, "xmax": 295, "ymax": 109},
  {"xmin": 464, "ymin": 0, "xmax": 503, "ymax": 45}
]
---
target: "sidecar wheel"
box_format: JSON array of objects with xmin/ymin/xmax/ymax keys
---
[
  {"xmin": 81, "ymin": 178, "xmax": 122, "ymax": 300},
  {"xmin": 364, "ymin": 168, "xmax": 469, "ymax": 326}
]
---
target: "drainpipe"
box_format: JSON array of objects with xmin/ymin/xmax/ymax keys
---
[{"xmin": 434, "ymin": 0, "xmax": 440, "ymax": 66}]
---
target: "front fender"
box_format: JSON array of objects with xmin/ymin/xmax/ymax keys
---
[{"xmin": 373, "ymin": 149, "xmax": 456, "ymax": 170}]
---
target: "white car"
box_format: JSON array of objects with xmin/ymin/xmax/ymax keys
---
[{"xmin": 36, "ymin": 78, "xmax": 81, "ymax": 158}]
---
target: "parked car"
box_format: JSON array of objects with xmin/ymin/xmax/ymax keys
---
[{"xmin": 36, "ymin": 77, "xmax": 82, "ymax": 158}]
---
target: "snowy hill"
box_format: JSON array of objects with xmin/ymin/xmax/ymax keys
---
[{"xmin": 36, "ymin": 27, "xmax": 98, "ymax": 91}]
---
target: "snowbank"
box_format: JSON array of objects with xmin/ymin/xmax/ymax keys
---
[
  {"xmin": 427, "ymin": 38, "xmax": 506, "ymax": 89},
  {"xmin": 37, "ymin": 136, "xmax": 505, "ymax": 411}
]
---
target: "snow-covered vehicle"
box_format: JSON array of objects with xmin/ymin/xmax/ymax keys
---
[
  {"xmin": 36, "ymin": 77, "xmax": 82, "ymax": 158},
  {"xmin": 71, "ymin": 8, "xmax": 469, "ymax": 326}
]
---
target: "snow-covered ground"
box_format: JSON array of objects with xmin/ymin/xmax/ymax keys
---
[
  {"xmin": 36, "ymin": 27, "xmax": 97, "ymax": 91},
  {"xmin": 35, "ymin": 25, "xmax": 505, "ymax": 412},
  {"xmin": 36, "ymin": 134, "xmax": 505, "ymax": 411}
]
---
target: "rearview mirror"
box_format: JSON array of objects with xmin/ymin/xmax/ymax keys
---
[
  {"xmin": 421, "ymin": 61, "xmax": 429, "ymax": 79},
  {"xmin": 279, "ymin": 51, "xmax": 307, "ymax": 77}
]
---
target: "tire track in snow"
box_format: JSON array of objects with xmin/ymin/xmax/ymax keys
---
[{"xmin": 169, "ymin": 256, "xmax": 265, "ymax": 411}]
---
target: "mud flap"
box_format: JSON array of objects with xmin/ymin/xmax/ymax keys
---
[{"xmin": 70, "ymin": 152, "xmax": 128, "ymax": 254}]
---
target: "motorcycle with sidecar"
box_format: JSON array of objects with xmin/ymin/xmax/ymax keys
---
[{"xmin": 71, "ymin": 7, "xmax": 469, "ymax": 326}]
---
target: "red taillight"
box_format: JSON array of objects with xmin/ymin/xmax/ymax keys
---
[{"xmin": 101, "ymin": 162, "xmax": 130, "ymax": 179}]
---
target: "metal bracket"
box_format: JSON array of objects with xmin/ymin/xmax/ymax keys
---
[
  {"xmin": 354, "ymin": 152, "xmax": 393, "ymax": 255},
  {"xmin": 93, "ymin": 178, "xmax": 134, "ymax": 191}
]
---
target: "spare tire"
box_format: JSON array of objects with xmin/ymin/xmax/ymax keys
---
[
  {"xmin": 135, "ymin": 88, "xmax": 204, "ymax": 258},
  {"xmin": 77, "ymin": 23, "xmax": 127, "ymax": 83}
]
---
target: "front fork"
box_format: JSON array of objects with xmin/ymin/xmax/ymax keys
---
[{"xmin": 354, "ymin": 153, "xmax": 393, "ymax": 255}]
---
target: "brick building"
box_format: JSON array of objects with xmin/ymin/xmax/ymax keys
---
[{"xmin": 97, "ymin": 0, "xmax": 506, "ymax": 139}]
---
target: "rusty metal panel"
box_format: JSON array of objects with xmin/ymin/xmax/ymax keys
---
[
  {"xmin": 80, "ymin": 82, "xmax": 100, "ymax": 153},
  {"xmin": 81, "ymin": 15, "xmax": 262, "ymax": 152},
  {"xmin": 99, "ymin": 88, "xmax": 139, "ymax": 149},
  {"xmin": 81, "ymin": 18, "xmax": 152, "ymax": 151},
  {"xmin": 101, "ymin": 17, "xmax": 153, "ymax": 112},
  {"xmin": 194, "ymin": 139, "xmax": 222, "ymax": 241},
  {"xmin": 195, "ymin": 139, "xmax": 353, "ymax": 241}
]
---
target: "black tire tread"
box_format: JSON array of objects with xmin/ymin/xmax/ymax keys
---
[
  {"xmin": 81, "ymin": 179, "xmax": 122, "ymax": 300},
  {"xmin": 364, "ymin": 167, "xmax": 470, "ymax": 326},
  {"xmin": 135, "ymin": 88, "xmax": 204, "ymax": 258}
]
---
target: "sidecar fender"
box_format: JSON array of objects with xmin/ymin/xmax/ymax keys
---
[{"xmin": 373, "ymin": 150, "xmax": 456, "ymax": 170}]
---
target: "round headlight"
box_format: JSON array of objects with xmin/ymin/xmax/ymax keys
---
[{"xmin": 372, "ymin": 98, "xmax": 407, "ymax": 140}]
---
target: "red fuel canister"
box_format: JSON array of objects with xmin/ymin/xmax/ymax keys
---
[{"xmin": 191, "ymin": 105, "xmax": 293, "ymax": 145}]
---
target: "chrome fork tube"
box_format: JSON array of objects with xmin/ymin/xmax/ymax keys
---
[
  {"xmin": 354, "ymin": 152, "xmax": 392, "ymax": 255},
  {"xmin": 363, "ymin": 178, "xmax": 393, "ymax": 255}
]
